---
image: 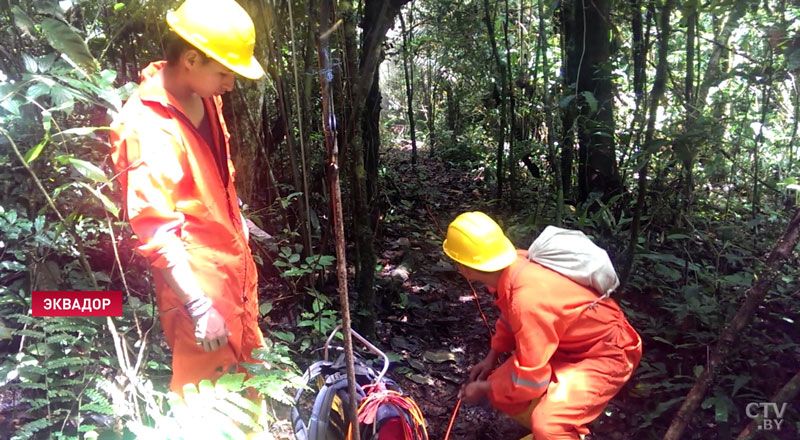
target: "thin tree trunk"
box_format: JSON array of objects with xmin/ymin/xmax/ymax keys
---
[
  {"xmin": 482, "ymin": 0, "xmax": 508, "ymax": 202},
  {"xmin": 363, "ymin": 61, "xmax": 381, "ymax": 224},
  {"xmin": 287, "ymin": 0, "xmax": 313, "ymax": 259},
  {"xmin": 341, "ymin": 0, "xmax": 409, "ymax": 338},
  {"xmin": 663, "ymin": 207, "xmax": 800, "ymax": 440},
  {"xmin": 787, "ymin": 74, "xmax": 799, "ymax": 176},
  {"xmin": 539, "ymin": 0, "xmax": 562, "ymax": 225},
  {"xmin": 752, "ymin": 54, "xmax": 772, "ymax": 219},
  {"xmin": 424, "ymin": 46, "xmax": 436, "ymax": 157},
  {"xmin": 620, "ymin": 0, "xmax": 675, "ymax": 291},
  {"xmin": 260, "ymin": 1, "xmax": 312, "ymax": 259},
  {"xmin": 503, "ymin": 0, "xmax": 516, "ymax": 206},
  {"xmin": 681, "ymin": 5, "xmax": 697, "ymax": 220},
  {"xmin": 316, "ymin": 2, "xmax": 360, "ymax": 438},
  {"xmin": 340, "ymin": 0, "xmax": 375, "ymax": 338},
  {"xmin": 559, "ymin": 0, "xmax": 576, "ymax": 199},
  {"xmin": 619, "ymin": 0, "xmax": 650, "ymax": 183},
  {"xmin": 400, "ymin": 11, "xmax": 418, "ymax": 168}
]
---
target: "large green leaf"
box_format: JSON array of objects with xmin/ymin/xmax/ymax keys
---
[
  {"xmin": 581, "ymin": 90, "xmax": 598, "ymax": 114},
  {"xmin": 24, "ymin": 136, "xmax": 49, "ymax": 164},
  {"xmin": 22, "ymin": 53, "xmax": 39, "ymax": 73},
  {"xmin": 68, "ymin": 157, "xmax": 107, "ymax": 183},
  {"xmin": 40, "ymin": 18, "xmax": 97, "ymax": 73},
  {"xmin": 77, "ymin": 183, "xmax": 119, "ymax": 218},
  {"xmin": 11, "ymin": 5, "xmax": 36, "ymax": 36}
]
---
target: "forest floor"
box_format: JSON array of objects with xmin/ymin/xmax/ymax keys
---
[{"xmin": 270, "ymin": 149, "xmax": 639, "ymax": 440}]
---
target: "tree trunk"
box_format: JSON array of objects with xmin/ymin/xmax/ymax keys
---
[
  {"xmin": 445, "ymin": 83, "xmax": 460, "ymax": 147},
  {"xmin": 752, "ymin": 54, "xmax": 772, "ymax": 219},
  {"xmin": 788, "ymin": 75, "xmax": 799, "ymax": 176},
  {"xmin": 341, "ymin": 0, "xmax": 410, "ymax": 338},
  {"xmin": 680, "ymin": 5, "xmax": 697, "ymax": 219},
  {"xmin": 482, "ymin": 0, "xmax": 508, "ymax": 202},
  {"xmin": 424, "ymin": 46, "xmax": 436, "ymax": 157},
  {"xmin": 503, "ymin": 0, "xmax": 516, "ymax": 206},
  {"xmin": 259, "ymin": 0, "xmax": 312, "ymax": 260},
  {"xmin": 620, "ymin": 0, "xmax": 675, "ymax": 291},
  {"xmin": 559, "ymin": 0, "xmax": 577, "ymax": 200},
  {"xmin": 561, "ymin": 0, "xmax": 617, "ymax": 202},
  {"xmin": 316, "ymin": 3, "xmax": 360, "ymax": 438},
  {"xmin": 663, "ymin": 207, "xmax": 800, "ymax": 440},
  {"xmin": 287, "ymin": 0, "xmax": 313, "ymax": 258},
  {"xmin": 400, "ymin": 11, "xmax": 418, "ymax": 168},
  {"xmin": 619, "ymin": 0, "xmax": 650, "ymax": 186},
  {"xmin": 539, "ymin": 0, "xmax": 562, "ymax": 225},
  {"xmin": 363, "ymin": 60, "xmax": 381, "ymax": 227}
]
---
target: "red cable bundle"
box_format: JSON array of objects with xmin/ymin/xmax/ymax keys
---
[{"xmin": 346, "ymin": 384, "xmax": 428, "ymax": 440}]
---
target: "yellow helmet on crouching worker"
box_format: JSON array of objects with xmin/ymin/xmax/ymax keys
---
[
  {"xmin": 442, "ymin": 212, "xmax": 517, "ymax": 272},
  {"xmin": 166, "ymin": 0, "xmax": 265, "ymax": 79}
]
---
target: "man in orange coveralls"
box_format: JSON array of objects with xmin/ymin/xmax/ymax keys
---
[
  {"xmin": 444, "ymin": 212, "xmax": 642, "ymax": 439},
  {"xmin": 110, "ymin": 0, "xmax": 267, "ymax": 393}
]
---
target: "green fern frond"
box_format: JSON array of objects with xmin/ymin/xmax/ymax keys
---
[
  {"xmin": 27, "ymin": 398, "xmax": 51, "ymax": 412},
  {"xmin": 224, "ymin": 392, "xmax": 262, "ymax": 415},
  {"xmin": 244, "ymin": 377, "xmax": 295, "ymax": 406},
  {"xmin": 11, "ymin": 417, "xmax": 55, "ymax": 440},
  {"xmin": 47, "ymin": 388, "xmax": 77, "ymax": 400},
  {"xmin": 212, "ymin": 397, "xmax": 259, "ymax": 431},
  {"xmin": 46, "ymin": 356, "xmax": 91, "ymax": 369},
  {"xmin": 8, "ymin": 313, "xmax": 36, "ymax": 325},
  {"xmin": 50, "ymin": 378, "xmax": 87, "ymax": 388},
  {"xmin": 77, "ymin": 424, "xmax": 98, "ymax": 433},
  {"xmin": 14, "ymin": 329, "xmax": 45, "ymax": 338},
  {"xmin": 215, "ymin": 373, "xmax": 246, "ymax": 392},
  {"xmin": 83, "ymin": 387, "xmax": 114, "ymax": 415},
  {"xmin": 41, "ymin": 321, "xmax": 98, "ymax": 336},
  {"xmin": 45, "ymin": 333, "xmax": 79, "ymax": 344},
  {"xmin": 18, "ymin": 364, "xmax": 47, "ymax": 376},
  {"xmin": 14, "ymin": 382, "xmax": 47, "ymax": 390},
  {"xmin": 81, "ymin": 403, "xmax": 114, "ymax": 415}
]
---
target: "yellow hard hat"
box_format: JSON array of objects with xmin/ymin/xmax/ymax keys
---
[
  {"xmin": 442, "ymin": 212, "xmax": 516, "ymax": 272},
  {"xmin": 166, "ymin": 0, "xmax": 265, "ymax": 79}
]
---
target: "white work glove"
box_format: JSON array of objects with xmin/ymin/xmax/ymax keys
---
[{"xmin": 185, "ymin": 296, "xmax": 231, "ymax": 352}]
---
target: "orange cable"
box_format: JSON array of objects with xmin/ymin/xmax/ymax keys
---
[
  {"xmin": 425, "ymin": 203, "xmax": 445, "ymax": 237},
  {"xmin": 466, "ymin": 278, "xmax": 492, "ymax": 335},
  {"xmin": 443, "ymin": 398, "xmax": 462, "ymax": 440}
]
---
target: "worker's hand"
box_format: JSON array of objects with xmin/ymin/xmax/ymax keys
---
[
  {"xmin": 192, "ymin": 306, "xmax": 231, "ymax": 352},
  {"xmin": 185, "ymin": 296, "xmax": 231, "ymax": 352},
  {"xmin": 469, "ymin": 351, "xmax": 498, "ymax": 383},
  {"xmin": 459, "ymin": 380, "xmax": 491, "ymax": 404}
]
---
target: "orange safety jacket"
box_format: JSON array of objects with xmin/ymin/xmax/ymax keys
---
[
  {"xmin": 487, "ymin": 250, "xmax": 641, "ymax": 412},
  {"xmin": 110, "ymin": 61, "xmax": 263, "ymax": 391}
]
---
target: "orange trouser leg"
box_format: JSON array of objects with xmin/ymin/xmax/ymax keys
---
[{"xmin": 528, "ymin": 347, "xmax": 640, "ymax": 440}]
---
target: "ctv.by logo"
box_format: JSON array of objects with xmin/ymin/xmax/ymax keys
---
[{"xmin": 745, "ymin": 402, "xmax": 787, "ymax": 431}]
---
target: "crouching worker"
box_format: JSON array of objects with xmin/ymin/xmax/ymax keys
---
[
  {"xmin": 110, "ymin": 0, "xmax": 268, "ymax": 393},
  {"xmin": 444, "ymin": 212, "xmax": 642, "ymax": 439}
]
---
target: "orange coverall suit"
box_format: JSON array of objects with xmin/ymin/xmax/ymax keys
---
[
  {"xmin": 487, "ymin": 251, "xmax": 642, "ymax": 439},
  {"xmin": 110, "ymin": 61, "xmax": 264, "ymax": 392}
]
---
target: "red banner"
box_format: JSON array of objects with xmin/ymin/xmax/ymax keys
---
[{"xmin": 31, "ymin": 291, "xmax": 123, "ymax": 317}]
